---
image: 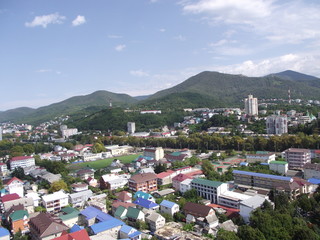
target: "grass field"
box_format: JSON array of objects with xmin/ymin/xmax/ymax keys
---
[{"xmin": 67, "ymin": 154, "xmax": 141, "ymax": 171}]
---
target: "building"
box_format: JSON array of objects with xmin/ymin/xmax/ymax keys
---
[
  {"xmin": 29, "ymin": 212, "xmax": 69, "ymax": 240},
  {"xmin": 284, "ymin": 148, "xmax": 311, "ymax": 169},
  {"xmin": 10, "ymin": 156, "xmax": 35, "ymax": 170},
  {"xmin": 133, "ymin": 198, "xmax": 159, "ymax": 211},
  {"xmin": 127, "ymin": 122, "xmax": 136, "ymax": 134},
  {"xmin": 58, "ymin": 207, "xmax": 80, "ymax": 228},
  {"xmin": 266, "ymin": 115, "xmax": 288, "ymax": 135},
  {"xmin": 143, "ymin": 147, "xmax": 164, "ymax": 160},
  {"xmin": 4, "ymin": 177, "xmax": 24, "ymax": 197},
  {"xmin": 76, "ymin": 168, "xmax": 95, "ymax": 180},
  {"xmin": 240, "ymin": 195, "xmax": 268, "ymax": 223},
  {"xmin": 61, "ymin": 128, "xmax": 78, "ymax": 138},
  {"xmin": 159, "ymin": 200, "xmax": 179, "ymax": 216},
  {"xmin": 0, "ymin": 127, "xmax": 2, "ymax": 141},
  {"xmin": 0, "ymin": 227, "xmax": 10, "ymax": 240},
  {"xmin": 42, "ymin": 190, "xmax": 69, "ymax": 212},
  {"xmin": 52, "ymin": 229, "xmax": 90, "ymax": 240},
  {"xmin": 244, "ymin": 94, "xmax": 258, "ymax": 116},
  {"xmin": 269, "ymin": 161, "xmax": 288, "ymax": 175},
  {"xmin": 172, "ymin": 174, "xmax": 192, "ymax": 192},
  {"xmin": 191, "ymin": 178, "xmax": 228, "ymax": 204},
  {"xmin": 100, "ymin": 173, "xmax": 129, "ymax": 190},
  {"xmin": 145, "ymin": 212, "xmax": 165, "ymax": 232},
  {"xmin": 156, "ymin": 170, "xmax": 176, "ymax": 186},
  {"xmin": 246, "ymin": 153, "xmax": 276, "ymax": 164},
  {"xmin": 128, "ymin": 173, "xmax": 157, "ymax": 192},
  {"xmin": 0, "ymin": 163, "xmax": 7, "ymax": 176},
  {"xmin": 9, "ymin": 209, "xmax": 29, "ymax": 234},
  {"xmin": 69, "ymin": 190, "xmax": 93, "ymax": 207},
  {"xmin": 304, "ymin": 163, "xmax": 320, "ymax": 180},
  {"xmin": 119, "ymin": 225, "xmax": 142, "ymax": 240}
]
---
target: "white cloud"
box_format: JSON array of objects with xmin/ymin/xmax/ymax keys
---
[
  {"xmin": 72, "ymin": 15, "xmax": 86, "ymax": 26},
  {"xmin": 115, "ymin": 44, "xmax": 126, "ymax": 51},
  {"xmin": 181, "ymin": 0, "xmax": 320, "ymax": 44},
  {"xmin": 174, "ymin": 35, "xmax": 186, "ymax": 41},
  {"xmin": 130, "ymin": 70, "xmax": 149, "ymax": 77},
  {"xmin": 108, "ymin": 35, "xmax": 123, "ymax": 39},
  {"xmin": 25, "ymin": 13, "xmax": 65, "ymax": 28},
  {"xmin": 35, "ymin": 69, "xmax": 52, "ymax": 73},
  {"xmin": 159, "ymin": 28, "xmax": 166, "ymax": 32}
]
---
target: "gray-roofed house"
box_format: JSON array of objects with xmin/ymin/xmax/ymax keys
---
[
  {"xmin": 3, "ymin": 197, "xmax": 34, "ymax": 214},
  {"xmin": 240, "ymin": 195, "xmax": 268, "ymax": 223},
  {"xmin": 69, "ymin": 189, "xmax": 93, "ymax": 207},
  {"xmin": 145, "ymin": 212, "xmax": 165, "ymax": 231}
]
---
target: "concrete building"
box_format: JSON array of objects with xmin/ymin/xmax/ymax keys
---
[
  {"xmin": 269, "ymin": 161, "xmax": 288, "ymax": 175},
  {"xmin": 266, "ymin": 115, "xmax": 288, "ymax": 135},
  {"xmin": 61, "ymin": 128, "xmax": 78, "ymax": 138},
  {"xmin": 304, "ymin": 163, "xmax": 320, "ymax": 180},
  {"xmin": 0, "ymin": 127, "xmax": 2, "ymax": 141},
  {"xmin": 127, "ymin": 122, "xmax": 136, "ymax": 134},
  {"xmin": 283, "ymin": 148, "xmax": 311, "ymax": 170},
  {"xmin": 240, "ymin": 195, "xmax": 268, "ymax": 223},
  {"xmin": 244, "ymin": 94, "xmax": 258, "ymax": 116},
  {"xmin": 10, "ymin": 156, "xmax": 35, "ymax": 170},
  {"xmin": 246, "ymin": 153, "xmax": 276, "ymax": 164},
  {"xmin": 42, "ymin": 190, "xmax": 69, "ymax": 212},
  {"xmin": 128, "ymin": 173, "xmax": 158, "ymax": 192},
  {"xmin": 143, "ymin": 147, "xmax": 164, "ymax": 160}
]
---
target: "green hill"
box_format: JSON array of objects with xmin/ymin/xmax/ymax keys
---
[
  {"xmin": 145, "ymin": 71, "xmax": 320, "ymax": 106},
  {"xmin": 0, "ymin": 107, "xmax": 36, "ymax": 122},
  {"xmin": 0, "ymin": 90, "xmax": 137, "ymax": 124}
]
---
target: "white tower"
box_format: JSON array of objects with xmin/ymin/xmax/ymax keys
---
[
  {"xmin": 127, "ymin": 122, "xmax": 136, "ymax": 134},
  {"xmin": 244, "ymin": 94, "xmax": 258, "ymax": 116}
]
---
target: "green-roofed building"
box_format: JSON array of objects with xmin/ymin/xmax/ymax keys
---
[
  {"xmin": 59, "ymin": 207, "xmax": 80, "ymax": 228},
  {"xmin": 126, "ymin": 207, "xmax": 145, "ymax": 223},
  {"xmin": 114, "ymin": 206, "xmax": 127, "ymax": 220},
  {"xmin": 191, "ymin": 178, "xmax": 228, "ymax": 203},
  {"xmin": 269, "ymin": 161, "xmax": 288, "ymax": 175},
  {"xmin": 9, "ymin": 210, "xmax": 29, "ymax": 234}
]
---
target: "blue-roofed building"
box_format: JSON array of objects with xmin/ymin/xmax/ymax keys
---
[
  {"xmin": 308, "ymin": 178, "xmax": 320, "ymax": 185},
  {"xmin": 89, "ymin": 218, "xmax": 124, "ymax": 237},
  {"xmin": 133, "ymin": 191, "xmax": 155, "ymax": 202},
  {"xmin": 0, "ymin": 227, "xmax": 10, "ymax": 240},
  {"xmin": 79, "ymin": 206, "xmax": 113, "ymax": 226},
  {"xmin": 119, "ymin": 225, "xmax": 142, "ymax": 240},
  {"xmin": 159, "ymin": 200, "xmax": 179, "ymax": 216},
  {"xmin": 133, "ymin": 197, "xmax": 159, "ymax": 211},
  {"xmin": 69, "ymin": 224, "xmax": 84, "ymax": 233}
]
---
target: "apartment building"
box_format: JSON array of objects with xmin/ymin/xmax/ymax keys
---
[
  {"xmin": 143, "ymin": 147, "xmax": 164, "ymax": 160},
  {"xmin": 100, "ymin": 173, "xmax": 129, "ymax": 190},
  {"xmin": 244, "ymin": 94, "xmax": 258, "ymax": 116},
  {"xmin": 266, "ymin": 115, "xmax": 288, "ymax": 135},
  {"xmin": 10, "ymin": 156, "xmax": 35, "ymax": 170},
  {"xmin": 42, "ymin": 190, "xmax": 69, "ymax": 212},
  {"xmin": 128, "ymin": 173, "xmax": 157, "ymax": 192},
  {"xmin": 246, "ymin": 153, "xmax": 276, "ymax": 164},
  {"xmin": 304, "ymin": 163, "xmax": 320, "ymax": 180},
  {"xmin": 283, "ymin": 148, "xmax": 311, "ymax": 169}
]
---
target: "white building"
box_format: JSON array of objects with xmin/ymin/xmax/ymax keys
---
[
  {"xmin": 10, "ymin": 156, "xmax": 35, "ymax": 170},
  {"xmin": 144, "ymin": 147, "xmax": 164, "ymax": 160},
  {"xmin": 284, "ymin": 148, "xmax": 311, "ymax": 170},
  {"xmin": 105, "ymin": 145, "xmax": 133, "ymax": 156},
  {"xmin": 244, "ymin": 95, "xmax": 258, "ymax": 116},
  {"xmin": 246, "ymin": 153, "xmax": 276, "ymax": 164},
  {"xmin": 240, "ymin": 195, "xmax": 268, "ymax": 223},
  {"xmin": 100, "ymin": 173, "xmax": 129, "ymax": 190},
  {"xmin": 127, "ymin": 122, "xmax": 136, "ymax": 134},
  {"xmin": 180, "ymin": 178, "xmax": 193, "ymax": 193},
  {"xmin": 269, "ymin": 161, "xmax": 288, "ymax": 175},
  {"xmin": 0, "ymin": 127, "xmax": 2, "ymax": 141},
  {"xmin": 69, "ymin": 189, "xmax": 93, "ymax": 207},
  {"xmin": 303, "ymin": 163, "xmax": 320, "ymax": 180},
  {"xmin": 266, "ymin": 115, "xmax": 288, "ymax": 135},
  {"xmin": 5, "ymin": 177, "xmax": 24, "ymax": 197},
  {"xmin": 61, "ymin": 128, "xmax": 78, "ymax": 138},
  {"xmin": 42, "ymin": 190, "xmax": 69, "ymax": 212}
]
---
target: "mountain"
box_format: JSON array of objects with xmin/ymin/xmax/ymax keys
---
[
  {"xmin": 268, "ymin": 70, "xmax": 319, "ymax": 82},
  {"xmin": 0, "ymin": 90, "xmax": 138, "ymax": 124},
  {"xmin": 142, "ymin": 71, "xmax": 320, "ymax": 108},
  {"xmin": 133, "ymin": 95, "xmax": 151, "ymax": 101},
  {"xmin": 0, "ymin": 107, "xmax": 36, "ymax": 122}
]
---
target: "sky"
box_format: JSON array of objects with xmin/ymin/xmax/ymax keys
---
[{"xmin": 1, "ymin": 0, "xmax": 320, "ymax": 111}]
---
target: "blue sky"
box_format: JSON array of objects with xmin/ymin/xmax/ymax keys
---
[{"xmin": 1, "ymin": 0, "xmax": 320, "ymax": 110}]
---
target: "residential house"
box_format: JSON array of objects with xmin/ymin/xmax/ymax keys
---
[
  {"xmin": 133, "ymin": 191, "xmax": 155, "ymax": 202},
  {"xmin": 156, "ymin": 170, "xmax": 176, "ymax": 186},
  {"xmin": 145, "ymin": 212, "xmax": 165, "ymax": 232},
  {"xmin": 3, "ymin": 197, "xmax": 34, "ymax": 214},
  {"xmin": 25, "ymin": 191, "xmax": 41, "ymax": 207},
  {"xmin": 180, "ymin": 178, "xmax": 193, "ymax": 193},
  {"xmin": 89, "ymin": 218, "xmax": 124, "ymax": 238},
  {"xmin": 9, "ymin": 209, "xmax": 29, "ymax": 234},
  {"xmin": 58, "ymin": 207, "xmax": 80, "ymax": 228},
  {"xmin": 111, "ymin": 201, "xmax": 136, "ymax": 216},
  {"xmin": 10, "ymin": 156, "xmax": 35, "ymax": 170},
  {"xmin": 119, "ymin": 225, "xmax": 142, "ymax": 240},
  {"xmin": 172, "ymin": 174, "xmax": 191, "ymax": 191},
  {"xmin": 128, "ymin": 173, "xmax": 157, "ymax": 192},
  {"xmin": 114, "ymin": 206, "xmax": 128, "ymax": 220},
  {"xmin": 51, "ymin": 229, "xmax": 90, "ymax": 240},
  {"xmin": 0, "ymin": 227, "xmax": 10, "ymax": 240},
  {"xmin": 71, "ymin": 183, "xmax": 88, "ymax": 192},
  {"xmin": 126, "ymin": 207, "xmax": 145, "ymax": 224},
  {"xmin": 42, "ymin": 190, "xmax": 69, "ymax": 212},
  {"xmin": 159, "ymin": 200, "xmax": 179, "ymax": 216},
  {"xmin": 133, "ymin": 198, "xmax": 159, "ymax": 211},
  {"xmin": 240, "ymin": 195, "xmax": 268, "ymax": 223},
  {"xmin": 152, "ymin": 189, "xmax": 175, "ymax": 198},
  {"xmin": 39, "ymin": 172, "xmax": 62, "ymax": 184},
  {"xmin": 86, "ymin": 177, "xmax": 98, "ymax": 187},
  {"xmin": 143, "ymin": 147, "xmax": 164, "ymax": 160},
  {"xmin": 115, "ymin": 191, "xmax": 132, "ymax": 203},
  {"xmin": 4, "ymin": 177, "xmax": 24, "ymax": 197},
  {"xmin": 78, "ymin": 206, "xmax": 113, "ymax": 227},
  {"xmin": 76, "ymin": 168, "xmax": 95, "ymax": 180},
  {"xmin": 183, "ymin": 202, "xmax": 218, "ymax": 228},
  {"xmin": 3, "ymin": 204, "xmax": 24, "ymax": 223},
  {"xmin": 100, "ymin": 173, "xmax": 129, "ymax": 190},
  {"xmin": 29, "ymin": 212, "xmax": 69, "ymax": 240},
  {"xmin": 69, "ymin": 189, "xmax": 93, "ymax": 208}
]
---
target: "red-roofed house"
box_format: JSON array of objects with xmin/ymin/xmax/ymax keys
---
[
  {"xmin": 4, "ymin": 177, "xmax": 24, "ymax": 197},
  {"xmin": 52, "ymin": 229, "xmax": 90, "ymax": 240},
  {"xmin": 1, "ymin": 193, "xmax": 20, "ymax": 203},
  {"xmin": 172, "ymin": 174, "xmax": 192, "ymax": 191},
  {"xmin": 10, "ymin": 156, "xmax": 35, "ymax": 170},
  {"xmin": 115, "ymin": 191, "xmax": 132, "ymax": 203},
  {"xmin": 157, "ymin": 170, "xmax": 176, "ymax": 185}
]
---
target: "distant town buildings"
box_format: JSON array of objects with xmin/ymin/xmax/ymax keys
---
[
  {"xmin": 244, "ymin": 94, "xmax": 258, "ymax": 116},
  {"xmin": 127, "ymin": 122, "xmax": 136, "ymax": 134},
  {"xmin": 266, "ymin": 115, "xmax": 288, "ymax": 135}
]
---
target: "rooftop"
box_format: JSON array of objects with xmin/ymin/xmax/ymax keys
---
[
  {"xmin": 233, "ymin": 170, "xmax": 292, "ymax": 182},
  {"xmin": 191, "ymin": 178, "xmax": 224, "ymax": 188},
  {"xmin": 269, "ymin": 161, "xmax": 288, "ymax": 165}
]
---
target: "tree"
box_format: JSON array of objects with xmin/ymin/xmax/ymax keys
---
[
  {"xmin": 292, "ymin": 226, "xmax": 320, "ymax": 240},
  {"xmin": 237, "ymin": 225, "xmax": 266, "ymax": 240},
  {"xmin": 162, "ymin": 213, "xmax": 174, "ymax": 222},
  {"xmin": 11, "ymin": 167, "xmax": 25, "ymax": 179},
  {"xmin": 216, "ymin": 229, "xmax": 240, "ymax": 240},
  {"xmin": 49, "ymin": 180, "xmax": 69, "ymax": 193},
  {"xmin": 35, "ymin": 206, "xmax": 46, "ymax": 212}
]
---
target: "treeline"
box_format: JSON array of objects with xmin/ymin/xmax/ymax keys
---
[
  {"xmin": 67, "ymin": 107, "xmax": 185, "ymax": 132},
  {"xmin": 0, "ymin": 140, "xmax": 52, "ymax": 157},
  {"xmin": 97, "ymin": 133, "xmax": 320, "ymax": 152}
]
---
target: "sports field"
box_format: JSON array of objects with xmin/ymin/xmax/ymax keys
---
[{"xmin": 67, "ymin": 154, "xmax": 140, "ymax": 171}]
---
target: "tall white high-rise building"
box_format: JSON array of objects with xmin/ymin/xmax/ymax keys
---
[
  {"xmin": 0, "ymin": 127, "xmax": 2, "ymax": 141},
  {"xmin": 127, "ymin": 122, "xmax": 136, "ymax": 134},
  {"xmin": 244, "ymin": 95, "xmax": 258, "ymax": 116},
  {"xmin": 266, "ymin": 115, "xmax": 288, "ymax": 135}
]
